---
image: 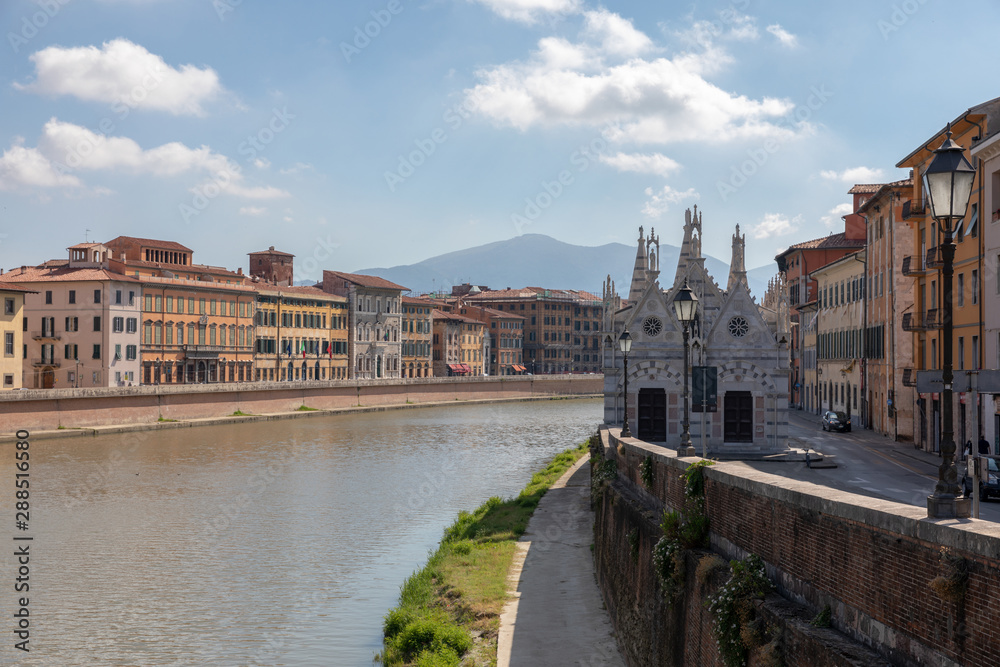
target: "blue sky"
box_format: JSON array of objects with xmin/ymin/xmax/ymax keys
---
[{"xmin": 1, "ymin": 0, "xmax": 998, "ymax": 288}]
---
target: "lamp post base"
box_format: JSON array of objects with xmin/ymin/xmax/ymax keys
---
[
  {"xmin": 677, "ymin": 446, "xmax": 696, "ymax": 457},
  {"xmin": 926, "ymin": 495, "xmax": 971, "ymax": 519}
]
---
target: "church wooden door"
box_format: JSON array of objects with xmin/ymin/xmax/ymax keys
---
[
  {"xmin": 724, "ymin": 391, "xmax": 753, "ymax": 443},
  {"xmin": 638, "ymin": 388, "xmax": 666, "ymax": 441}
]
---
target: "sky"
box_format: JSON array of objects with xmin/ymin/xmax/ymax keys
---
[{"xmin": 1, "ymin": 0, "xmax": 998, "ymax": 288}]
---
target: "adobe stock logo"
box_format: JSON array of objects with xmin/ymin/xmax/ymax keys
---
[{"xmin": 341, "ymin": 0, "xmax": 406, "ymax": 63}]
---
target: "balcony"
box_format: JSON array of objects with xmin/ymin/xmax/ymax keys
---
[
  {"xmin": 926, "ymin": 246, "xmax": 943, "ymax": 269},
  {"xmin": 902, "ymin": 199, "xmax": 927, "ymax": 220},
  {"xmin": 901, "ymin": 256, "xmax": 926, "ymax": 277},
  {"xmin": 901, "ymin": 311, "xmax": 942, "ymax": 332},
  {"xmin": 31, "ymin": 330, "xmax": 61, "ymax": 341},
  {"xmin": 902, "ymin": 369, "xmax": 915, "ymax": 387},
  {"xmin": 32, "ymin": 358, "xmax": 61, "ymax": 368}
]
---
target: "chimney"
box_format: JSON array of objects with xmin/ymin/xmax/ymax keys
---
[
  {"xmin": 20, "ymin": 266, "xmax": 26, "ymax": 274},
  {"xmin": 237, "ymin": 268, "xmax": 243, "ymax": 275}
]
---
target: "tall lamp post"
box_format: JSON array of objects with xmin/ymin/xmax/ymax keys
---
[
  {"xmin": 673, "ymin": 280, "xmax": 699, "ymax": 456},
  {"xmin": 924, "ymin": 126, "xmax": 975, "ymax": 519},
  {"xmin": 619, "ymin": 329, "xmax": 633, "ymax": 438}
]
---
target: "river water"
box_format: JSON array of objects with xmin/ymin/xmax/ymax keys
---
[{"xmin": 0, "ymin": 398, "xmax": 601, "ymax": 666}]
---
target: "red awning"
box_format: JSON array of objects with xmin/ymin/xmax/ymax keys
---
[{"xmin": 448, "ymin": 364, "xmax": 470, "ymax": 375}]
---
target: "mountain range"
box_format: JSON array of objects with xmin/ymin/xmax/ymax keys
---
[{"xmin": 350, "ymin": 234, "xmax": 776, "ymax": 301}]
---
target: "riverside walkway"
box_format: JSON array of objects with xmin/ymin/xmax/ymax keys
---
[{"xmin": 497, "ymin": 456, "xmax": 624, "ymax": 666}]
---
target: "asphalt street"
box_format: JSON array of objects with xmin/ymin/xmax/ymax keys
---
[{"xmin": 730, "ymin": 409, "xmax": 1000, "ymax": 522}]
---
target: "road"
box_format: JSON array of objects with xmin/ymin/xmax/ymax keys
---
[{"xmin": 731, "ymin": 409, "xmax": 1000, "ymax": 522}]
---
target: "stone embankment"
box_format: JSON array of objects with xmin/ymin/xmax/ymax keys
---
[
  {"xmin": 0, "ymin": 375, "xmax": 600, "ymax": 438},
  {"xmin": 593, "ymin": 426, "xmax": 1000, "ymax": 667}
]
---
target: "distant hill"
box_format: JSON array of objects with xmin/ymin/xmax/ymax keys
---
[{"xmin": 353, "ymin": 234, "xmax": 775, "ymax": 301}]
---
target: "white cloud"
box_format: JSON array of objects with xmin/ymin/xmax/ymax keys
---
[
  {"xmin": 0, "ymin": 140, "xmax": 82, "ymax": 190},
  {"xmin": 583, "ymin": 9, "xmax": 653, "ymax": 57},
  {"xmin": 469, "ymin": 0, "xmax": 582, "ymax": 24},
  {"xmin": 466, "ymin": 12, "xmax": 802, "ymax": 146},
  {"xmin": 820, "ymin": 166, "xmax": 885, "ymax": 183},
  {"xmin": 820, "ymin": 203, "xmax": 853, "ymax": 228},
  {"xmin": 752, "ymin": 213, "xmax": 801, "ymax": 239},
  {"xmin": 239, "ymin": 206, "xmax": 268, "ymax": 216},
  {"xmin": 279, "ymin": 162, "xmax": 314, "ymax": 175},
  {"xmin": 0, "ymin": 119, "xmax": 288, "ymax": 199},
  {"xmin": 641, "ymin": 185, "xmax": 699, "ymax": 218},
  {"xmin": 766, "ymin": 24, "xmax": 799, "ymax": 48},
  {"xmin": 599, "ymin": 152, "xmax": 680, "ymax": 177},
  {"xmin": 253, "ymin": 158, "xmax": 271, "ymax": 169},
  {"xmin": 16, "ymin": 39, "xmax": 223, "ymax": 116}
]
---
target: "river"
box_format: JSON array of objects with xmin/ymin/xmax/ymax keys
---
[{"xmin": 0, "ymin": 398, "xmax": 601, "ymax": 666}]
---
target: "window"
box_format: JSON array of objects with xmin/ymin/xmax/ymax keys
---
[
  {"xmin": 4, "ymin": 332, "xmax": 12, "ymax": 356},
  {"xmin": 958, "ymin": 273, "xmax": 965, "ymax": 307},
  {"xmin": 92, "ymin": 344, "xmax": 101, "ymax": 359},
  {"xmin": 69, "ymin": 290, "xmax": 76, "ymax": 304},
  {"xmin": 959, "ymin": 337, "xmax": 965, "ymax": 370},
  {"xmin": 145, "ymin": 294, "xmax": 153, "ymax": 311},
  {"xmin": 65, "ymin": 317, "xmax": 78, "ymax": 332},
  {"xmin": 155, "ymin": 296, "xmax": 162, "ymax": 312},
  {"xmin": 115, "ymin": 344, "xmax": 122, "ymax": 360},
  {"xmin": 5, "ymin": 298, "xmax": 14, "ymax": 315},
  {"xmin": 969, "ymin": 203, "xmax": 979, "ymax": 238},
  {"xmin": 972, "ymin": 269, "xmax": 979, "ymax": 305},
  {"xmin": 200, "ymin": 299, "xmax": 206, "ymax": 315},
  {"xmin": 126, "ymin": 345, "xmax": 137, "ymax": 360},
  {"xmin": 116, "ymin": 290, "xmax": 122, "ymax": 305},
  {"xmin": 93, "ymin": 316, "xmax": 101, "ymax": 332},
  {"xmin": 94, "ymin": 289, "xmax": 101, "ymax": 304},
  {"xmin": 3, "ymin": 375, "xmax": 12, "ymax": 387},
  {"xmin": 973, "ymin": 335, "xmax": 979, "ymax": 370},
  {"xmin": 144, "ymin": 324, "xmax": 152, "ymax": 344},
  {"xmin": 128, "ymin": 291, "xmax": 135, "ymax": 306},
  {"xmin": 126, "ymin": 318, "xmax": 137, "ymax": 334},
  {"xmin": 113, "ymin": 317, "xmax": 124, "ymax": 333},
  {"xmin": 45, "ymin": 291, "xmax": 52, "ymax": 304}
]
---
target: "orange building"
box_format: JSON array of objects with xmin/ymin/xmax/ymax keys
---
[
  {"xmin": 402, "ymin": 296, "xmax": 434, "ymax": 378},
  {"xmin": 896, "ymin": 101, "xmax": 999, "ymax": 452},
  {"xmin": 432, "ymin": 309, "xmax": 485, "ymax": 376},
  {"xmin": 105, "ymin": 236, "xmax": 257, "ymax": 384}
]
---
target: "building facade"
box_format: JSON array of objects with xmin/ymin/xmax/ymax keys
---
[
  {"xmin": 0, "ymin": 246, "xmax": 143, "ymax": 388},
  {"xmin": 321, "ymin": 271, "xmax": 406, "ymax": 379},
  {"xmin": 431, "ymin": 309, "xmax": 485, "ymax": 376},
  {"xmin": 605, "ymin": 210, "xmax": 790, "ymax": 455},
  {"xmin": 856, "ymin": 179, "xmax": 915, "ymax": 440},
  {"xmin": 253, "ymin": 285, "xmax": 349, "ymax": 382},
  {"xmin": 812, "ymin": 252, "xmax": 866, "ymax": 428},
  {"xmin": 973, "ymin": 126, "xmax": 1000, "ymax": 452},
  {"xmin": 401, "ymin": 296, "xmax": 434, "ymax": 378},
  {"xmin": 0, "ymin": 284, "xmax": 32, "ymax": 390},
  {"xmin": 105, "ymin": 236, "xmax": 257, "ymax": 385},
  {"xmin": 896, "ymin": 102, "xmax": 999, "ymax": 452}
]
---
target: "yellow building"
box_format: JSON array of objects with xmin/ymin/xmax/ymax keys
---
[
  {"xmin": 253, "ymin": 285, "xmax": 349, "ymax": 381},
  {"xmin": 0, "ymin": 284, "xmax": 32, "ymax": 390},
  {"xmin": 402, "ymin": 296, "xmax": 434, "ymax": 378},
  {"xmin": 432, "ymin": 309, "xmax": 485, "ymax": 376},
  {"xmin": 811, "ymin": 251, "xmax": 866, "ymax": 428}
]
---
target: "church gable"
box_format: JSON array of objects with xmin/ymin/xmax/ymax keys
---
[
  {"xmin": 625, "ymin": 279, "xmax": 679, "ymax": 346},
  {"xmin": 663, "ymin": 260, "xmax": 725, "ymax": 340},
  {"xmin": 707, "ymin": 281, "xmax": 776, "ymax": 350}
]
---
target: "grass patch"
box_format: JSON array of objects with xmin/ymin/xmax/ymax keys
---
[
  {"xmin": 231, "ymin": 410, "xmax": 251, "ymax": 417},
  {"xmin": 378, "ymin": 439, "xmax": 591, "ymax": 665},
  {"xmin": 296, "ymin": 405, "xmax": 318, "ymax": 412},
  {"xmin": 157, "ymin": 417, "xmax": 178, "ymax": 422}
]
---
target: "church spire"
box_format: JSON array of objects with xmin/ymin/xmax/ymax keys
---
[
  {"xmin": 628, "ymin": 226, "xmax": 649, "ymax": 303},
  {"xmin": 727, "ymin": 223, "xmax": 748, "ymax": 293},
  {"xmin": 674, "ymin": 206, "xmax": 703, "ymax": 285}
]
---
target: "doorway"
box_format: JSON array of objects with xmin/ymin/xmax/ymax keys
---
[
  {"xmin": 41, "ymin": 369, "xmax": 55, "ymax": 389},
  {"xmin": 724, "ymin": 391, "xmax": 754, "ymax": 443},
  {"xmin": 637, "ymin": 388, "xmax": 666, "ymax": 442}
]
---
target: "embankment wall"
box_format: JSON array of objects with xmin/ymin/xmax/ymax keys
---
[
  {"xmin": 593, "ymin": 427, "xmax": 1000, "ymax": 667},
  {"xmin": 0, "ymin": 375, "xmax": 601, "ymax": 433}
]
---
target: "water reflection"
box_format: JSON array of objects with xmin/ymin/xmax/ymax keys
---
[{"xmin": 0, "ymin": 399, "xmax": 600, "ymax": 666}]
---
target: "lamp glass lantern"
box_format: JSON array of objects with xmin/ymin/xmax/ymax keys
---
[
  {"xmin": 618, "ymin": 329, "xmax": 632, "ymax": 354},
  {"xmin": 673, "ymin": 281, "xmax": 699, "ymax": 323},
  {"xmin": 924, "ymin": 130, "xmax": 976, "ymax": 232}
]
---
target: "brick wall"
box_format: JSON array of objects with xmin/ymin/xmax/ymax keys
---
[{"xmin": 594, "ymin": 427, "xmax": 999, "ymax": 666}]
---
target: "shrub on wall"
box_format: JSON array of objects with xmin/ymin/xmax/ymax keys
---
[{"xmin": 707, "ymin": 554, "xmax": 774, "ymax": 667}]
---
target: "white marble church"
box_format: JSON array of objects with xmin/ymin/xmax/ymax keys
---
[{"xmin": 602, "ymin": 207, "xmax": 791, "ymax": 456}]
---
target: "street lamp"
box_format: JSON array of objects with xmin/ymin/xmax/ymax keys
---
[
  {"xmin": 673, "ymin": 279, "xmax": 699, "ymax": 456},
  {"xmin": 619, "ymin": 328, "xmax": 633, "ymax": 438},
  {"xmin": 924, "ymin": 126, "xmax": 976, "ymax": 520}
]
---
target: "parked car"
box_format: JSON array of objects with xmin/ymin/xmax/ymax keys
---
[
  {"xmin": 821, "ymin": 410, "xmax": 851, "ymax": 432},
  {"xmin": 962, "ymin": 455, "xmax": 1000, "ymax": 501}
]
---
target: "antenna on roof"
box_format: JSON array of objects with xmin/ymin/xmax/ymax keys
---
[{"xmin": 85, "ymin": 229, "xmax": 90, "ymax": 242}]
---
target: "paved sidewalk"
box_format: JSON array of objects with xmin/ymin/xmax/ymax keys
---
[{"xmin": 497, "ymin": 456, "xmax": 624, "ymax": 667}]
